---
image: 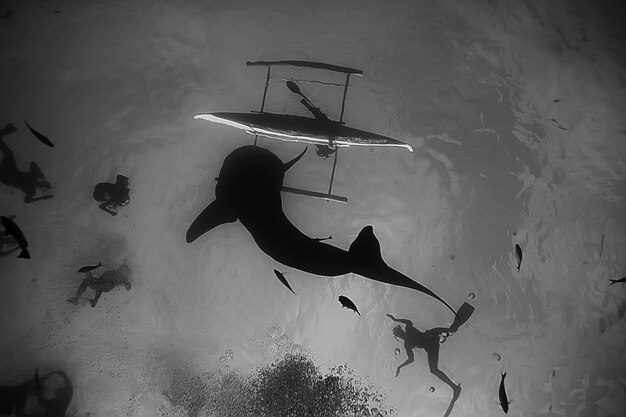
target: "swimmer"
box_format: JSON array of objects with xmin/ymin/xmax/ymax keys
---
[
  {"xmin": 0, "ymin": 369, "xmax": 73, "ymax": 417},
  {"xmin": 66, "ymin": 264, "xmax": 132, "ymax": 307},
  {"xmin": 92, "ymin": 174, "xmax": 130, "ymax": 216},
  {"xmin": 0, "ymin": 123, "xmax": 53, "ymax": 203},
  {"xmin": 387, "ymin": 313, "xmax": 464, "ymax": 417}
]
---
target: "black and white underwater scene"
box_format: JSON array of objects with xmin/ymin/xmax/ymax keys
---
[{"xmin": 1, "ymin": 0, "xmax": 625, "ymax": 416}]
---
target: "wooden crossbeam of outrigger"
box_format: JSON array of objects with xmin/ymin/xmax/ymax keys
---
[{"xmin": 247, "ymin": 60, "xmax": 362, "ymax": 204}]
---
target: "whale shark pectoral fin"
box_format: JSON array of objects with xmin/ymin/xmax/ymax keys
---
[
  {"xmin": 283, "ymin": 147, "xmax": 307, "ymax": 172},
  {"xmin": 186, "ymin": 199, "xmax": 237, "ymax": 243}
]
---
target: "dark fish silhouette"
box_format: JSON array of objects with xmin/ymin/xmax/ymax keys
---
[
  {"xmin": 1, "ymin": 216, "xmax": 30, "ymax": 259},
  {"xmin": 608, "ymin": 277, "xmax": 626, "ymax": 286},
  {"xmin": 78, "ymin": 262, "xmax": 102, "ymax": 273},
  {"xmin": 338, "ymin": 295, "xmax": 360, "ymax": 316},
  {"xmin": 514, "ymin": 244, "xmax": 522, "ymax": 273},
  {"xmin": 498, "ymin": 371, "xmax": 512, "ymax": 413},
  {"xmin": 549, "ymin": 118, "xmax": 568, "ymax": 131},
  {"xmin": 24, "ymin": 119, "xmax": 55, "ymax": 148},
  {"xmin": 273, "ymin": 269, "xmax": 296, "ymax": 295},
  {"xmin": 186, "ymin": 145, "xmax": 457, "ymax": 315}
]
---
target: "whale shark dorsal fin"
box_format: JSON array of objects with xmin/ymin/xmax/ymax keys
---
[
  {"xmin": 186, "ymin": 199, "xmax": 237, "ymax": 243},
  {"xmin": 348, "ymin": 225, "xmax": 384, "ymax": 264},
  {"xmin": 283, "ymin": 147, "xmax": 307, "ymax": 172}
]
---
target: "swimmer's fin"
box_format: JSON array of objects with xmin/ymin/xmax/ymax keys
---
[
  {"xmin": 186, "ymin": 199, "xmax": 237, "ymax": 243},
  {"xmin": 449, "ymin": 302, "xmax": 474, "ymax": 333}
]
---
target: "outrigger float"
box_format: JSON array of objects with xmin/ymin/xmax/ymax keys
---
[{"xmin": 194, "ymin": 60, "xmax": 413, "ymax": 204}]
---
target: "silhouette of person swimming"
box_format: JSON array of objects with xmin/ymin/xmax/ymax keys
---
[
  {"xmin": 92, "ymin": 174, "xmax": 130, "ymax": 216},
  {"xmin": 0, "ymin": 370, "xmax": 72, "ymax": 417},
  {"xmin": 67, "ymin": 264, "xmax": 132, "ymax": 307},
  {"xmin": 0, "ymin": 123, "xmax": 53, "ymax": 203},
  {"xmin": 387, "ymin": 313, "xmax": 462, "ymax": 417}
]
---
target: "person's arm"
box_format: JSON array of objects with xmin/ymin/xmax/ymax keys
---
[
  {"xmin": 386, "ymin": 314, "xmax": 412, "ymax": 327},
  {"xmin": 98, "ymin": 202, "xmax": 117, "ymax": 216},
  {"xmin": 395, "ymin": 344, "xmax": 414, "ymax": 377},
  {"xmin": 25, "ymin": 194, "xmax": 53, "ymax": 203}
]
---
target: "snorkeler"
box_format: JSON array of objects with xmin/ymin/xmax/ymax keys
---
[
  {"xmin": 66, "ymin": 264, "xmax": 132, "ymax": 307},
  {"xmin": 92, "ymin": 174, "xmax": 130, "ymax": 216},
  {"xmin": 0, "ymin": 369, "xmax": 73, "ymax": 417},
  {"xmin": 387, "ymin": 313, "xmax": 463, "ymax": 416},
  {"xmin": 0, "ymin": 123, "xmax": 53, "ymax": 203}
]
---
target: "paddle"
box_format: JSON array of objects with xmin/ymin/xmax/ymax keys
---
[
  {"xmin": 286, "ymin": 81, "xmax": 313, "ymax": 105},
  {"xmin": 286, "ymin": 81, "xmax": 328, "ymax": 121}
]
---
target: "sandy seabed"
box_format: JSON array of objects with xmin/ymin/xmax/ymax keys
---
[{"xmin": 1, "ymin": 0, "xmax": 625, "ymax": 416}]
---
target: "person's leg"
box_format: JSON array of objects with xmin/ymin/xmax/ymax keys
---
[
  {"xmin": 89, "ymin": 290, "xmax": 102, "ymax": 307},
  {"xmin": 426, "ymin": 342, "xmax": 459, "ymax": 393},
  {"xmin": 0, "ymin": 125, "xmax": 18, "ymax": 173},
  {"xmin": 67, "ymin": 275, "xmax": 93, "ymax": 304}
]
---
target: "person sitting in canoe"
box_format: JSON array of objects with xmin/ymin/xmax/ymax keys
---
[
  {"xmin": 0, "ymin": 123, "xmax": 53, "ymax": 203},
  {"xmin": 286, "ymin": 81, "xmax": 336, "ymax": 158}
]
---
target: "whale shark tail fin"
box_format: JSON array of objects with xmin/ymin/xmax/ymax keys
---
[
  {"xmin": 349, "ymin": 225, "xmax": 457, "ymax": 316},
  {"xmin": 186, "ymin": 199, "xmax": 237, "ymax": 243}
]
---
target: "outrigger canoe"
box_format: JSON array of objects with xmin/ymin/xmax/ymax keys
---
[{"xmin": 193, "ymin": 112, "xmax": 413, "ymax": 152}]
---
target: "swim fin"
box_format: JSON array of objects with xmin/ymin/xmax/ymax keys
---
[{"xmin": 449, "ymin": 302, "xmax": 474, "ymax": 333}]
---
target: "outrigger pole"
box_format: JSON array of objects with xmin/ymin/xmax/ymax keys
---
[
  {"xmin": 328, "ymin": 72, "xmax": 351, "ymax": 197},
  {"xmin": 254, "ymin": 65, "xmax": 272, "ymax": 146},
  {"xmin": 247, "ymin": 60, "xmax": 364, "ymax": 204}
]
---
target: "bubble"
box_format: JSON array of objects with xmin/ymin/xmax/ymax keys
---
[
  {"xmin": 468, "ymin": 292, "xmax": 475, "ymax": 300},
  {"xmin": 225, "ymin": 349, "xmax": 233, "ymax": 356},
  {"xmin": 394, "ymin": 348, "xmax": 400, "ymax": 356},
  {"xmin": 219, "ymin": 356, "xmax": 226, "ymax": 362},
  {"xmin": 267, "ymin": 327, "xmax": 280, "ymax": 339},
  {"xmin": 492, "ymin": 353, "xmax": 501, "ymax": 361},
  {"xmin": 429, "ymin": 386, "xmax": 435, "ymax": 393}
]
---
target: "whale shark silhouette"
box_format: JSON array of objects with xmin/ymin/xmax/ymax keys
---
[{"xmin": 186, "ymin": 145, "xmax": 456, "ymax": 315}]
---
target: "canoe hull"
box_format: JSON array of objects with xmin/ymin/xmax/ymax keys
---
[{"xmin": 194, "ymin": 112, "xmax": 413, "ymax": 152}]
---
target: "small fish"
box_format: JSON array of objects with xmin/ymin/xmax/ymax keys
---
[
  {"xmin": 23, "ymin": 119, "xmax": 55, "ymax": 148},
  {"xmin": 273, "ymin": 269, "xmax": 296, "ymax": 295},
  {"xmin": 1, "ymin": 216, "xmax": 30, "ymax": 259},
  {"xmin": 514, "ymin": 244, "xmax": 522, "ymax": 273},
  {"xmin": 78, "ymin": 262, "xmax": 102, "ymax": 273},
  {"xmin": 552, "ymin": 98, "xmax": 561, "ymax": 103},
  {"xmin": 498, "ymin": 371, "xmax": 512, "ymax": 413},
  {"xmin": 338, "ymin": 295, "xmax": 360, "ymax": 316},
  {"xmin": 549, "ymin": 118, "xmax": 568, "ymax": 131},
  {"xmin": 608, "ymin": 277, "xmax": 626, "ymax": 286}
]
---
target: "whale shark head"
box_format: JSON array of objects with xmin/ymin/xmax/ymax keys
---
[{"xmin": 186, "ymin": 145, "xmax": 306, "ymax": 243}]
